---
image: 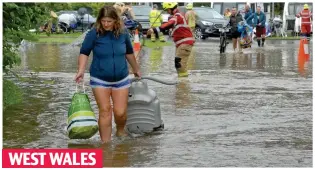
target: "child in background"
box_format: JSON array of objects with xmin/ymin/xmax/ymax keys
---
[{"xmin": 238, "ymin": 21, "xmax": 253, "ymax": 48}]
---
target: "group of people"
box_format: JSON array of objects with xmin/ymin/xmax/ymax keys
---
[
  {"xmin": 226, "ymin": 3, "xmax": 312, "ymax": 52},
  {"xmin": 225, "ymin": 5, "xmax": 267, "ymax": 53},
  {"xmin": 74, "ymin": 2, "xmax": 195, "ymax": 143}
]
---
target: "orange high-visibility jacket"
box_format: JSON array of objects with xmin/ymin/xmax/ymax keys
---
[{"xmin": 298, "ymin": 9, "xmax": 312, "ymax": 25}]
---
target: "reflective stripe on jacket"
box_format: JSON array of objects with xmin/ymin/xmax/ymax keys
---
[
  {"xmin": 299, "ymin": 9, "xmax": 312, "ymax": 25},
  {"xmin": 154, "ymin": 9, "xmax": 195, "ymax": 47},
  {"xmin": 149, "ymin": 10, "xmax": 162, "ymax": 27}
]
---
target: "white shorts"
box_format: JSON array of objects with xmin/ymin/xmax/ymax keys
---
[{"xmin": 90, "ymin": 76, "xmax": 131, "ymax": 89}]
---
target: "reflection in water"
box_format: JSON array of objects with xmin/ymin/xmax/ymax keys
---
[
  {"xmin": 175, "ymin": 79, "xmax": 191, "ymax": 108},
  {"xmin": 3, "ymin": 76, "xmax": 53, "ymax": 148},
  {"xmin": 231, "ymin": 53, "xmax": 238, "ymax": 69},
  {"xmin": 256, "ymin": 52, "xmax": 265, "ymax": 69},
  {"xmin": 67, "ymin": 142, "xmax": 131, "ymax": 167},
  {"xmin": 103, "ymin": 143, "xmax": 130, "ymax": 167},
  {"xmin": 298, "ymin": 53, "xmax": 308, "ymax": 78},
  {"xmin": 149, "ymin": 47, "xmax": 163, "ymax": 72},
  {"xmin": 226, "ymin": 51, "xmax": 287, "ymax": 73},
  {"xmin": 241, "ymin": 53, "xmax": 252, "ymax": 69},
  {"xmin": 20, "ymin": 43, "xmax": 84, "ymax": 73},
  {"xmin": 266, "ymin": 50, "xmax": 283, "ymax": 73},
  {"xmin": 68, "ymin": 143, "xmax": 100, "ymax": 149},
  {"xmin": 219, "ymin": 54, "xmax": 227, "ymax": 68},
  {"xmin": 187, "ymin": 47, "xmax": 196, "ymax": 70},
  {"xmin": 26, "ymin": 44, "xmax": 61, "ymax": 72}
]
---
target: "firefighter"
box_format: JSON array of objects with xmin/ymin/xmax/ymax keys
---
[
  {"xmin": 296, "ymin": 4, "xmax": 313, "ymax": 40},
  {"xmin": 149, "ymin": 4, "xmax": 165, "ymax": 42},
  {"xmin": 185, "ymin": 3, "xmax": 197, "ymax": 38},
  {"xmin": 147, "ymin": 2, "xmax": 195, "ymax": 77}
]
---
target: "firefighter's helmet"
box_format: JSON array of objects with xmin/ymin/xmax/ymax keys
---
[
  {"xmin": 304, "ymin": 4, "xmax": 309, "ymax": 9},
  {"xmin": 162, "ymin": 2, "xmax": 178, "ymax": 10},
  {"xmin": 186, "ymin": 3, "xmax": 193, "ymax": 10}
]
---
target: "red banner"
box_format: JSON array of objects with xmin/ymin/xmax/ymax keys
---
[{"xmin": 2, "ymin": 149, "xmax": 103, "ymax": 168}]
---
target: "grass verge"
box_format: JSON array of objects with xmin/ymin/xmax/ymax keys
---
[
  {"xmin": 267, "ymin": 36, "xmax": 302, "ymax": 40},
  {"xmin": 30, "ymin": 32, "xmax": 82, "ymax": 44},
  {"xmin": 3, "ymin": 79, "xmax": 23, "ymax": 110},
  {"xmin": 34, "ymin": 37, "xmax": 78, "ymax": 44}
]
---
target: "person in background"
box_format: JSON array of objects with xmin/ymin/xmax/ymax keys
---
[
  {"xmin": 123, "ymin": 2, "xmax": 135, "ymax": 20},
  {"xmin": 74, "ymin": 6, "xmax": 141, "ymax": 143},
  {"xmin": 253, "ymin": 6, "xmax": 266, "ymax": 47},
  {"xmin": 147, "ymin": 2, "xmax": 195, "ymax": 77},
  {"xmin": 296, "ymin": 4, "xmax": 312, "ymax": 41},
  {"xmin": 149, "ymin": 4, "xmax": 165, "ymax": 42},
  {"xmin": 228, "ymin": 7, "xmax": 243, "ymax": 52},
  {"xmin": 244, "ymin": 4, "xmax": 254, "ymax": 26},
  {"xmin": 113, "ymin": 2, "xmax": 125, "ymax": 18},
  {"xmin": 224, "ymin": 8, "xmax": 231, "ymax": 19},
  {"xmin": 185, "ymin": 3, "xmax": 196, "ymax": 37}
]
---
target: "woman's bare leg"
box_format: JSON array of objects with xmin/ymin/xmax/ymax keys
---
[
  {"xmin": 111, "ymin": 88, "xmax": 129, "ymax": 137},
  {"xmin": 92, "ymin": 88, "xmax": 113, "ymax": 143}
]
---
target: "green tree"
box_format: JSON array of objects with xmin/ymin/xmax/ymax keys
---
[
  {"xmin": 70, "ymin": 3, "xmax": 112, "ymax": 16},
  {"xmin": 3, "ymin": 2, "xmax": 115, "ymax": 72},
  {"xmin": 3, "ymin": 3, "xmax": 50, "ymax": 72},
  {"xmin": 274, "ymin": 3, "xmax": 284, "ymax": 16}
]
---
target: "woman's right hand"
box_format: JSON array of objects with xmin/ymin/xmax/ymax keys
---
[
  {"xmin": 74, "ymin": 71, "xmax": 84, "ymax": 83},
  {"xmin": 133, "ymin": 70, "xmax": 141, "ymax": 79}
]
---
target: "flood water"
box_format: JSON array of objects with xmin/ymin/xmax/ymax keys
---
[{"xmin": 3, "ymin": 39, "xmax": 313, "ymax": 167}]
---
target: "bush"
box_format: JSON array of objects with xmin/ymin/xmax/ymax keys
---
[{"xmin": 3, "ymin": 79, "xmax": 23, "ymax": 109}]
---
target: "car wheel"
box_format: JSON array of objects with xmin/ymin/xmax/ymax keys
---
[{"xmin": 194, "ymin": 27, "xmax": 203, "ymax": 40}]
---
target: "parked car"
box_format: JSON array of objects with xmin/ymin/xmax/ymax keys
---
[
  {"xmin": 178, "ymin": 6, "xmax": 229, "ymax": 39},
  {"xmin": 132, "ymin": 5, "xmax": 152, "ymax": 33}
]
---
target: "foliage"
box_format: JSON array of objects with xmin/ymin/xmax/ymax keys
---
[
  {"xmin": 193, "ymin": 3, "xmax": 211, "ymax": 7},
  {"xmin": 45, "ymin": 3, "xmax": 114, "ymax": 17},
  {"xmin": 69, "ymin": 3, "xmax": 111, "ymax": 17},
  {"xmin": 274, "ymin": 3, "xmax": 284, "ymax": 16},
  {"xmin": 3, "ymin": 79, "xmax": 23, "ymax": 110},
  {"xmin": 3, "ymin": 3, "xmax": 51, "ymax": 72},
  {"xmin": 3, "ymin": 2, "xmax": 114, "ymax": 72}
]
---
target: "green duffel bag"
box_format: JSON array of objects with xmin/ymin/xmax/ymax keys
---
[{"xmin": 67, "ymin": 84, "xmax": 98, "ymax": 139}]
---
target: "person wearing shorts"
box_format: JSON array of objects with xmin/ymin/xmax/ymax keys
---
[
  {"xmin": 74, "ymin": 6, "xmax": 141, "ymax": 143},
  {"xmin": 253, "ymin": 6, "xmax": 266, "ymax": 47},
  {"xmin": 228, "ymin": 7, "xmax": 243, "ymax": 52}
]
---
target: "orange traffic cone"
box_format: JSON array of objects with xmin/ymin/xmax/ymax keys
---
[
  {"xmin": 298, "ymin": 46, "xmax": 306, "ymax": 77},
  {"xmin": 133, "ymin": 29, "xmax": 141, "ymax": 52},
  {"xmin": 298, "ymin": 37, "xmax": 310, "ymax": 61}
]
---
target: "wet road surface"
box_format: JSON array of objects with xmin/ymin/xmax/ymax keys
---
[{"xmin": 3, "ymin": 39, "xmax": 312, "ymax": 167}]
